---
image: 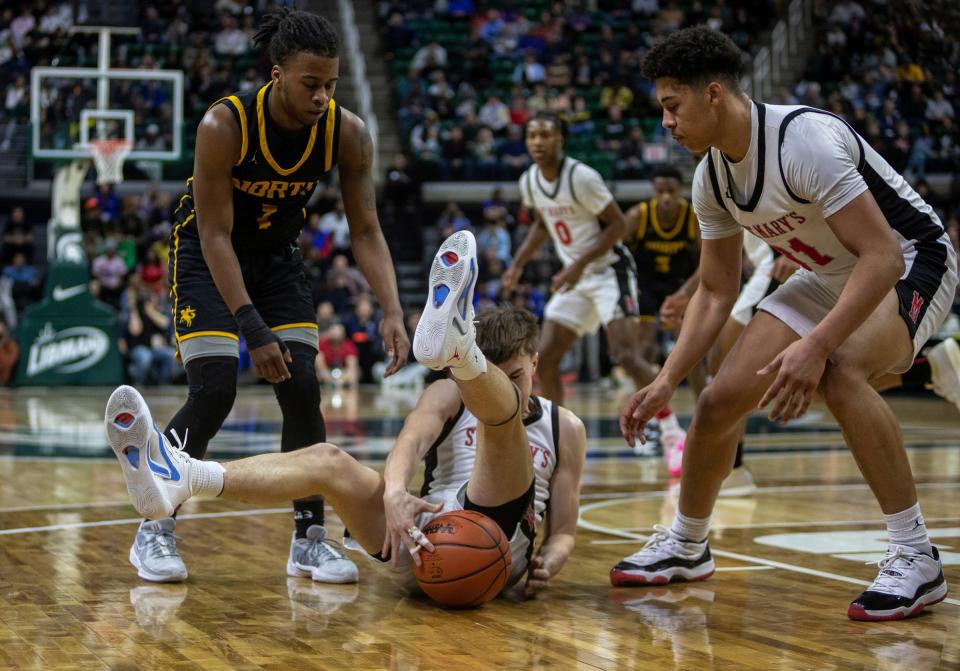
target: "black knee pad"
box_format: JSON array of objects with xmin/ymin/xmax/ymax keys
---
[
  {"xmin": 275, "ymin": 341, "xmax": 325, "ymax": 449},
  {"xmin": 165, "ymin": 356, "xmax": 238, "ymax": 459}
]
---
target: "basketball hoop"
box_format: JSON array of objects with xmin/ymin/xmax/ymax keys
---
[{"xmin": 88, "ymin": 138, "xmax": 132, "ymax": 185}]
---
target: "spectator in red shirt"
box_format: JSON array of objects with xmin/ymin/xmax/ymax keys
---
[{"xmin": 316, "ymin": 323, "xmax": 359, "ymax": 387}]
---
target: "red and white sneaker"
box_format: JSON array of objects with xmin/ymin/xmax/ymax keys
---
[
  {"xmin": 661, "ymin": 424, "xmax": 686, "ymax": 478},
  {"xmin": 610, "ymin": 525, "xmax": 715, "ymax": 586}
]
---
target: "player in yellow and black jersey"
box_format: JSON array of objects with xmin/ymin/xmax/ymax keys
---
[
  {"xmin": 625, "ymin": 165, "xmax": 700, "ymax": 361},
  {"xmin": 126, "ymin": 9, "xmax": 409, "ymax": 585}
]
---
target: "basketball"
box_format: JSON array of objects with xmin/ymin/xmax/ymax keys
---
[{"xmin": 413, "ymin": 510, "xmax": 512, "ymax": 607}]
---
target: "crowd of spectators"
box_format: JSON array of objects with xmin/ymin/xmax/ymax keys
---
[
  {"xmin": 785, "ymin": 0, "xmax": 960, "ymax": 225},
  {"xmin": 0, "ymin": 1, "xmax": 280, "ymax": 179},
  {"xmin": 378, "ymin": 0, "xmax": 777, "ymax": 181}
]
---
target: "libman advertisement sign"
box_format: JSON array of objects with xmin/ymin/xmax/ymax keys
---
[
  {"xmin": 23, "ymin": 323, "xmax": 112, "ymax": 379},
  {"xmin": 13, "ymin": 262, "xmax": 123, "ymax": 386}
]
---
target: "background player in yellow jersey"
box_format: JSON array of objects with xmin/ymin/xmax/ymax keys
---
[
  {"xmin": 126, "ymin": 9, "xmax": 409, "ymax": 585},
  {"xmin": 624, "ymin": 165, "xmax": 699, "ymax": 473}
]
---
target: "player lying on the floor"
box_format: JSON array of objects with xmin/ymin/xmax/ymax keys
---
[{"xmin": 106, "ymin": 232, "xmax": 586, "ymax": 598}]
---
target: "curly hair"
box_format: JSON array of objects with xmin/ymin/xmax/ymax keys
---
[
  {"xmin": 652, "ymin": 164, "xmax": 683, "ymax": 181},
  {"xmin": 476, "ymin": 306, "xmax": 539, "ymax": 365},
  {"xmin": 253, "ymin": 8, "xmax": 340, "ymax": 66},
  {"xmin": 641, "ymin": 26, "xmax": 745, "ymax": 86}
]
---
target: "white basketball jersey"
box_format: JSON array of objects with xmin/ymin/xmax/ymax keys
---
[
  {"xmin": 421, "ymin": 395, "xmax": 559, "ymax": 526},
  {"xmin": 743, "ymin": 230, "xmax": 773, "ymax": 269},
  {"xmin": 693, "ymin": 102, "xmax": 953, "ymax": 295},
  {"xmin": 519, "ymin": 157, "xmax": 628, "ymax": 273}
]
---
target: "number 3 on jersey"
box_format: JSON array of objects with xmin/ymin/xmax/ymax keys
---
[
  {"xmin": 554, "ymin": 220, "xmax": 572, "ymax": 245},
  {"xmin": 257, "ymin": 203, "xmax": 277, "ymax": 230}
]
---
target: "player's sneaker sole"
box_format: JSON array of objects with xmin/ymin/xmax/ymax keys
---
[
  {"xmin": 847, "ymin": 580, "xmax": 948, "ymax": 621},
  {"xmin": 610, "ymin": 562, "xmax": 715, "ymax": 587},
  {"xmin": 105, "ymin": 385, "xmax": 177, "ymax": 519},
  {"xmin": 413, "ymin": 231, "xmax": 478, "ymax": 370}
]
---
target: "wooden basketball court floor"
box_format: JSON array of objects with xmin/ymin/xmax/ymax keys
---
[{"xmin": 1, "ymin": 384, "xmax": 958, "ymax": 670}]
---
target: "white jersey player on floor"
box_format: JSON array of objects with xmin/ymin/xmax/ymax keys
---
[
  {"xmin": 615, "ymin": 26, "xmax": 957, "ymax": 621},
  {"xmin": 105, "ymin": 232, "xmax": 586, "ymax": 601},
  {"xmin": 502, "ymin": 111, "xmax": 686, "ymax": 462}
]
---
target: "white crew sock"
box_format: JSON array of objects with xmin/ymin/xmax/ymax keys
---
[
  {"xmin": 671, "ymin": 511, "xmax": 711, "ymax": 543},
  {"xmin": 189, "ymin": 459, "xmax": 225, "ymax": 497},
  {"xmin": 448, "ymin": 342, "xmax": 487, "ymax": 380},
  {"xmin": 885, "ymin": 502, "xmax": 933, "ymax": 556}
]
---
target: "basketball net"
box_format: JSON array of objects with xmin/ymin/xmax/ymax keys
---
[{"xmin": 89, "ymin": 138, "xmax": 132, "ymax": 185}]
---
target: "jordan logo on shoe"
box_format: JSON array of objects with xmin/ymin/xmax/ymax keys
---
[
  {"xmin": 449, "ymin": 348, "xmax": 461, "ymax": 361},
  {"xmin": 913, "ymin": 517, "xmax": 925, "ymax": 529}
]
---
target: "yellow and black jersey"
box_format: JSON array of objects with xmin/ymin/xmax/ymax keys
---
[
  {"xmin": 173, "ymin": 81, "xmax": 342, "ymax": 250},
  {"xmin": 629, "ymin": 197, "xmax": 699, "ymax": 282}
]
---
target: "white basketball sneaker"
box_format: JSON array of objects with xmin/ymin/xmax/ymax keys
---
[
  {"xmin": 926, "ymin": 338, "xmax": 960, "ymax": 412},
  {"xmin": 848, "ymin": 545, "xmax": 948, "ymax": 621},
  {"xmin": 610, "ymin": 525, "xmax": 715, "ymax": 586},
  {"xmin": 105, "ymin": 385, "xmax": 221, "ymax": 519},
  {"xmin": 287, "ymin": 525, "xmax": 359, "ymax": 584},
  {"xmin": 413, "ymin": 230, "xmax": 486, "ymax": 379}
]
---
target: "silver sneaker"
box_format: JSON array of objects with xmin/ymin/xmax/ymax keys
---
[
  {"xmin": 287, "ymin": 525, "xmax": 359, "ymax": 584},
  {"xmin": 130, "ymin": 518, "xmax": 188, "ymax": 583}
]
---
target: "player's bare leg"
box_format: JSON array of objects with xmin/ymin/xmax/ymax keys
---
[
  {"xmin": 221, "ymin": 447, "xmax": 387, "ymax": 553},
  {"xmin": 537, "ymin": 320, "xmax": 579, "ymax": 405},
  {"xmin": 678, "ymin": 312, "xmax": 799, "ymax": 517},
  {"xmin": 460, "ymin": 368, "xmax": 533, "ymax": 507},
  {"xmin": 606, "ymin": 316, "xmax": 660, "ymax": 387},
  {"xmin": 817, "ymin": 291, "xmax": 916, "ymax": 513}
]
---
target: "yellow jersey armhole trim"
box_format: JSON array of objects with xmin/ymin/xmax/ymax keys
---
[
  {"xmin": 324, "ymin": 100, "xmax": 337, "ymax": 172},
  {"xmin": 222, "ymin": 96, "xmax": 248, "ymax": 166},
  {"xmin": 257, "ymin": 83, "xmax": 318, "ymax": 176},
  {"xmin": 637, "ymin": 202, "xmax": 649, "ymax": 240}
]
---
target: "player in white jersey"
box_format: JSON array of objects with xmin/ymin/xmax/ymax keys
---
[
  {"xmin": 614, "ymin": 27, "xmax": 957, "ymax": 621},
  {"xmin": 104, "ymin": 232, "xmax": 586, "ymax": 600},
  {"xmin": 503, "ymin": 111, "xmax": 686, "ymax": 457}
]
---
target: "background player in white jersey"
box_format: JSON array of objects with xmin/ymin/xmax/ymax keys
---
[
  {"xmin": 502, "ymin": 111, "xmax": 686, "ymax": 455},
  {"xmin": 105, "ymin": 233, "xmax": 586, "ymax": 600},
  {"xmin": 614, "ymin": 27, "xmax": 957, "ymax": 621}
]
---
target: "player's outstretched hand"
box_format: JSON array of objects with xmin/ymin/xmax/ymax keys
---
[
  {"xmin": 551, "ymin": 262, "xmax": 584, "ymax": 293},
  {"xmin": 381, "ymin": 488, "xmax": 443, "ymax": 568},
  {"xmin": 379, "ymin": 312, "xmax": 411, "ymax": 377},
  {"xmin": 501, "ymin": 264, "xmax": 522, "ymax": 293},
  {"xmin": 250, "ymin": 341, "xmax": 293, "ymax": 384},
  {"xmin": 620, "ymin": 379, "xmax": 675, "ymax": 447},
  {"xmin": 757, "ymin": 338, "xmax": 827, "ymax": 424},
  {"xmin": 523, "ymin": 554, "xmax": 562, "ymax": 599}
]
